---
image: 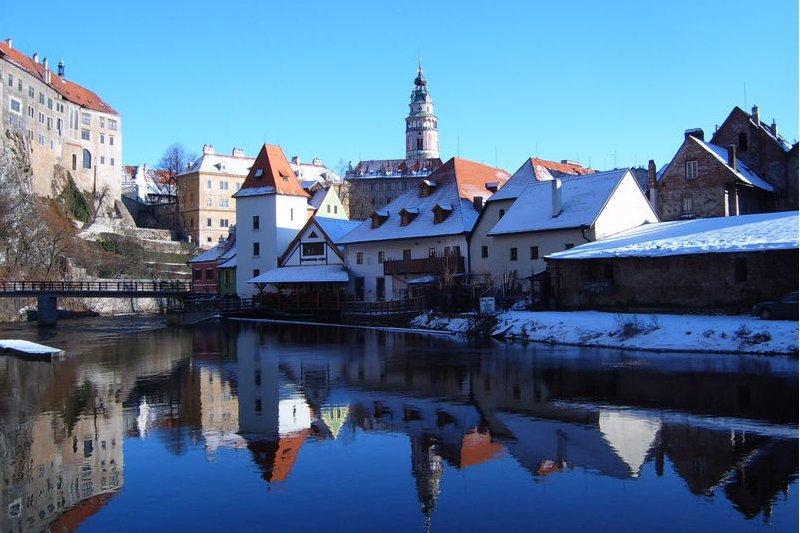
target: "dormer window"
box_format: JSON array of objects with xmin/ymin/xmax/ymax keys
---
[
  {"xmin": 254, "ymin": 168, "xmax": 264, "ymax": 179},
  {"xmin": 399, "ymin": 207, "xmax": 419, "ymax": 226},
  {"xmin": 279, "ymin": 170, "xmax": 290, "ymax": 181},
  {"xmin": 432, "ymin": 204, "xmax": 453, "ymax": 224},
  {"xmin": 419, "ymin": 179, "xmax": 437, "ymax": 197},
  {"xmin": 371, "ymin": 210, "xmax": 389, "ymax": 229},
  {"xmin": 485, "ymin": 181, "xmax": 499, "ymax": 193}
]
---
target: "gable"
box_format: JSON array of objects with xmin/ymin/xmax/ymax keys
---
[{"xmin": 236, "ymin": 144, "xmax": 309, "ymax": 198}]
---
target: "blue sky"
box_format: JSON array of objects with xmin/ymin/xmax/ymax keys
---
[{"xmin": 4, "ymin": 0, "xmax": 797, "ymax": 174}]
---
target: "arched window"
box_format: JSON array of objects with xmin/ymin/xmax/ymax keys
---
[{"xmin": 82, "ymin": 149, "xmax": 92, "ymax": 169}]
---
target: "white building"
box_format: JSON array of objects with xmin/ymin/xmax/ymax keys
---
[
  {"xmin": 470, "ymin": 168, "xmax": 659, "ymax": 296},
  {"xmin": 233, "ymin": 144, "xmax": 310, "ymax": 298},
  {"xmin": 339, "ymin": 157, "xmax": 510, "ymax": 302}
]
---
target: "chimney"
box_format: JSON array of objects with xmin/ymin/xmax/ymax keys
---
[
  {"xmin": 751, "ymin": 105, "xmax": 760, "ymax": 124},
  {"xmin": 472, "ymin": 196, "xmax": 483, "ymax": 212},
  {"xmin": 33, "ymin": 53, "xmax": 39, "ymax": 63},
  {"xmin": 312, "ymin": 157, "xmax": 322, "ymax": 166},
  {"xmin": 4, "ymin": 38, "xmax": 11, "ymax": 48},
  {"xmin": 647, "ymin": 159, "xmax": 658, "ymax": 211},
  {"xmin": 727, "ymin": 145, "xmax": 737, "ymax": 170},
  {"xmin": 57, "ymin": 60, "xmax": 64, "ymax": 78},
  {"xmin": 232, "ymin": 147, "xmax": 245, "ymax": 157},
  {"xmin": 771, "ymin": 119, "xmax": 778, "ymax": 137},
  {"xmin": 291, "ymin": 155, "xmax": 301, "ymax": 164},
  {"xmin": 202, "ymin": 144, "xmax": 215, "ymax": 155},
  {"xmin": 551, "ymin": 178, "xmax": 562, "ymax": 218},
  {"xmin": 684, "ymin": 128, "xmax": 704, "ymax": 141},
  {"xmin": 43, "ymin": 58, "xmax": 51, "ymax": 84}
]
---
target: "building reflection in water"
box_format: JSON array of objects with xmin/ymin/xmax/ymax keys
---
[{"xmin": 1, "ymin": 320, "xmax": 795, "ymax": 531}]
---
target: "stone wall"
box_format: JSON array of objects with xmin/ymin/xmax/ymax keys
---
[{"xmin": 550, "ymin": 250, "xmax": 798, "ymax": 313}]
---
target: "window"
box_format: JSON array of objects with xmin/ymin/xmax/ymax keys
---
[
  {"xmin": 72, "ymin": 154, "xmax": 77, "ymax": 170},
  {"xmin": 377, "ymin": 251, "xmax": 385, "ymax": 263},
  {"xmin": 56, "ymin": 118, "xmax": 62, "ymax": 132},
  {"xmin": 207, "ymin": 198, "xmax": 213, "ymax": 207},
  {"xmin": 8, "ymin": 97, "xmax": 21, "ymax": 114},
  {"xmin": 17, "ymin": 79, "xmax": 21, "ymax": 91},
  {"xmin": 738, "ymin": 132, "xmax": 748, "ymax": 151},
  {"xmin": 38, "ymin": 112, "xmax": 45, "ymax": 124},
  {"xmin": 481, "ymin": 245, "xmax": 488, "ymax": 258},
  {"xmin": 27, "ymin": 105, "xmax": 34, "ymax": 118},
  {"xmin": 28, "ymin": 86, "xmax": 34, "ymax": 97},
  {"xmin": 734, "ymin": 258, "xmax": 747, "ymax": 282},
  {"xmin": 81, "ymin": 129, "xmax": 90, "ymax": 141},
  {"xmin": 356, "ymin": 252, "xmax": 364, "ymax": 264},
  {"xmin": 110, "ymin": 158, "xmax": 115, "ymax": 166},
  {"xmin": 530, "ymin": 246, "xmax": 539, "ymax": 260},
  {"xmin": 220, "ymin": 219, "xmax": 229, "ymax": 227},
  {"xmin": 327, "ymin": 205, "xmax": 331, "ymax": 213},
  {"xmin": 290, "ymin": 208, "xmax": 294, "ymax": 221},
  {"xmin": 219, "ymin": 199, "xmax": 229, "ymax": 208},
  {"xmin": 429, "ymin": 248, "xmax": 436, "ymax": 258},
  {"xmin": 219, "ymin": 181, "xmax": 229, "ymax": 190},
  {"xmin": 685, "ymin": 160, "xmax": 698, "ymax": 180},
  {"xmin": 253, "ymin": 242, "xmax": 260, "ymax": 256},
  {"xmin": 38, "ymin": 134, "xmax": 45, "ymax": 146},
  {"xmin": 108, "ymin": 119, "xmax": 117, "ymax": 131},
  {"xmin": 565, "ymin": 243, "xmax": 574, "ymax": 249},
  {"xmin": 100, "ymin": 133, "xmax": 105, "ymax": 144},
  {"xmin": 6, "ymin": 73, "xmax": 11, "ymax": 86},
  {"xmin": 100, "ymin": 117, "xmax": 105, "ymax": 128},
  {"xmin": 81, "ymin": 113, "xmax": 91, "ymax": 125},
  {"xmin": 193, "ymin": 269, "xmax": 202, "ymax": 280},
  {"xmin": 302, "ymin": 242, "xmax": 324, "ymax": 256},
  {"xmin": 252, "ymin": 215, "xmax": 260, "ymax": 229},
  {"xmin": 206, "ymin": 269, "xmax": 214, "ymax": 280},
  {"xmin": 47, "ymin": 98, "xmax": 53, "ymax": 110},
  {"xmin": 39, "ymin": 92, "xmax": 44, "ymax": 105},
  {"xmin": 510, "ymin": 247, "xmax": 518, "ymax": 261},
  {"xmin": 206, "ymin": 180, "xmax": 212, "ymax": 189},
  {"xmin": 206, "ymin": 218, "xmax": 212, "ymax": 227},
  {"xmin": 253, "ymin": 269, "xmax": 260, "ymax": 277},
  {"xmin": 334, "ymin": 206, "xmax": 338, "ymax": 214},
  {"xmin": 682, "ymin": 196, "xmax": 694, "ymax": 214},
  {"xmin": 403, "ymin": 249, "xmax": 411, "ymax": 260},
  {"xmin": 110, "ymin": 136, "xmax": 115, "ymax": 146},
  {"xmin": 47, "ymin": 117, "xmax": 53, "ymax": 130},
  {"xmin": 82, "ymin": 149, "xmax": 92, "ymax": 169},
  {"xmin": 499, "ymin": 209, "xmax": 505, "ymax": 219},
  {"xmin": 100, "ymin": 156, "xmax": 105, "ymax": 164}
]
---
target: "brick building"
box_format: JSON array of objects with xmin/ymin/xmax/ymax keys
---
[
  {"xmin": 653, "ymin": 129, "xmax": 775, "ymax": 221},
  {"xmin": 710, "ymin": 106, "xmax": 798, "ymax": 211}
]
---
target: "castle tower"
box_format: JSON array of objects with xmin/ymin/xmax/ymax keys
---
[{"xmin": 405, "ymin": 64, "xmax": 440, "ymax": 160}]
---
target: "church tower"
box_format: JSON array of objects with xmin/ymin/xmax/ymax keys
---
[{"xmin": 405, "ymin": 64, "xmax": 440, "ymax": 160}]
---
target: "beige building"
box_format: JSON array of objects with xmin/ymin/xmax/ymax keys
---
[
  {"xmin": 0, "ymin": 38, "xmax": 122, "ymax": 200},
  {"xmin": 177, "ymin": 145, "xmax": 344, "ymax": 248}
]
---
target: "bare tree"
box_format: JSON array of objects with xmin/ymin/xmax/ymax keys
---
[{"xmin": 155, "ymin": 143, "xmax": 196, "ymax": 203}]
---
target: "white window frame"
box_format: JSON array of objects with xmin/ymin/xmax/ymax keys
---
[
  {"xmin": 8, "ymin": 97, "xmax": 22, "ymax": 115},
  {"xmin": 685, "ymin": 160, "xmax": 698, "ymax": 180}
]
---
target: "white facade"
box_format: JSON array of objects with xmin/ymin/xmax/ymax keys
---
[{"xmin": 470, "ymin": 169, "xmax": 659, "ymax": 292}]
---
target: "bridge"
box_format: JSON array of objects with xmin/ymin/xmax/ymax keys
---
[{"xmin": 0, "ymin": 280, "xmax": 192, "ymax": 325}]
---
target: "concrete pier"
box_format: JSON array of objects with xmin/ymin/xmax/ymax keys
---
[{"xmin": 37, "ymin": 296, "xmax": 58, "ymax": 326}]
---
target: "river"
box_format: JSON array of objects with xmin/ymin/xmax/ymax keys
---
[{"xmin": 0, "ymin": 316, "xmax": 797, "ymax": 532}]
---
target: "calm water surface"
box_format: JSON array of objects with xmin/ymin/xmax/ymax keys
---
[{"xmin": 0, "ymin": 316, "xmax": 797, "ymax": 532}]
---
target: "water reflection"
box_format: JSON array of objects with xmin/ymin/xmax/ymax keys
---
[{"xmin": 0, "ymin": 319, "xmax": 796, "ymax": 532}]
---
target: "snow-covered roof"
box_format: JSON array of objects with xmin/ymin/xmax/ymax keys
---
[
  {"xmin": 218, "ymin": 256, "xmax": 236, "ymax": 268},
  {"xmin": 490, "ymin": 158, "xmax": 594, "ymax": 202},
  {"xmin": 547, "ymin": 211, "xmax": 798, "ymax": 260},
  {"xmin": 315, "ymin": 217, "xmax": 362, "ymax": 243},
  {"xmin": 696, "ymin": 138, "xmax": 774, "ymax": 192},
  {"xmin": 290, "ymin": 160, "xmax": 343, "ymax": 184},
  {"xmin": 178, "ymin": 152, "xmax": 254, "ymax": 177},
  {"xmin": 248, "ymin": 265, "xmax": 349, "ymax": 284},
  {"xmin": 346, "ymin": 158, "xmax": 442, "ymax": 179},
  {"xmin": 339, "ymin": 158, "xmax": 510, "ymax": 244},
  {"xmin": 308, "ymin": 188, "xmax": 328, "ymax": 209},
  {"xmin": 188, "ymin": 237, "xmax": 233, "ymax": 264},
  {"xmin": 488, "ymin": 169, "xmax": 631, "ymax": 236}
]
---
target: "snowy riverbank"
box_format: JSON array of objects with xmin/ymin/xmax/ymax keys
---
[{"xmin": 410, "ymin": 310, "xmax": 799, "ymax": 355}]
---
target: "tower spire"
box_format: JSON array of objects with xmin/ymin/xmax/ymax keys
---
[{"xmin": 406, "ymin": 62, "xmax": 439, "ymax": 160}]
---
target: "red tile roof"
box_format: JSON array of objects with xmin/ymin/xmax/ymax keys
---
[
  {"xmin": 0, "ymin": 40, "xmax": 117, "ymax": 115},
  {"xmin": 529, "ymin": 158, "xmax": 594, "ymax": 178},
  {"xmin": 430, "ymin": 157, "xmax": 511, "ymax": 200},
  {"xmin": 238, "ymin": 144, "xmax": 310, "ymax": 198}
]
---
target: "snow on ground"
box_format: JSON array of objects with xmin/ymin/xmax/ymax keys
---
[{"xmin": 410, "ymin": 310, "xmax": 799, "ymax": 355}]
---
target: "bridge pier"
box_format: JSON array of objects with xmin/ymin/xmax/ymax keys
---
[{"xmin": 37, "ymin": 296, "xmax": 58, "ymax": 326}]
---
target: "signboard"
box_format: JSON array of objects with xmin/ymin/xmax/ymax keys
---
[{"xmin": 479, "ymin": 297, "xmax": 496, "ymax": 314}]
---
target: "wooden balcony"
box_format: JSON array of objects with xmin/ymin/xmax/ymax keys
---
[{"xmin": 382, "ymin": 254, "xmax": 465, "ymax": 276}]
